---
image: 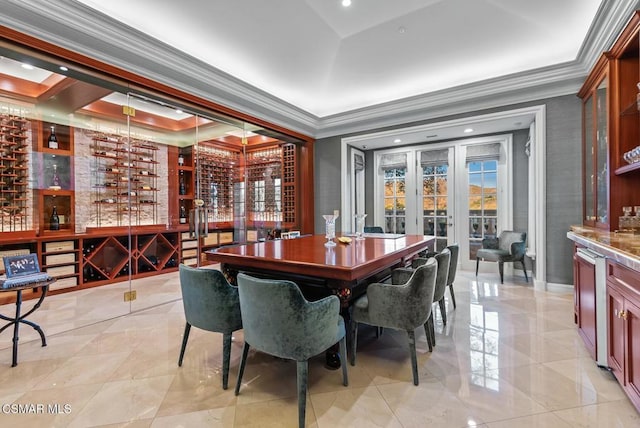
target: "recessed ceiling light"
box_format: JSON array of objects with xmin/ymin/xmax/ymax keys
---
[
  {"xmin": 21, "ymin": 63, "xmax": 34, "ymax": 70},
  {"xmin": 342, "ymin": 0, "xmax": 351, "ymax": 7},
  {"xmin": 426, "ymin": 134, "xmax": 438, "ymax": 139},
  {"xmin": 393, "ymin": 138, "xmax": 402, "ymax": 143},
  {"xmin": 398, "ymin": 27, "xmax": 406, "ymax": 34},
  {"xmin": 464, "ymin": 128, "xmax": 474, "ymax": 133},
  {"xmin": 59, "ymin": 66, "xmax": 68, "ymax": 72},
  {"xmin": 175, "ymin": 109, "xmax": 183, "ymax": 114}
]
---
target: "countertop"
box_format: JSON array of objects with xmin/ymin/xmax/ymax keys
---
[{"xmin": 567, "ymin": 225, "xmax": 640, "ymax": 272}]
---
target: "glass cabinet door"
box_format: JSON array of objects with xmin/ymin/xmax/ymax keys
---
[
  {"xmin": 595, "ymin": 77, "xmax": 608, "ymax": 225},
  {"xmin": 583, "ymin": 95, "xmax": 595, "ymax": 224}
]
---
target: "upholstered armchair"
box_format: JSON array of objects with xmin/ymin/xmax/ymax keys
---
[
  {"xmin": 350, "ymin": 259, "xmax": 437, "ymax": 385},
  {"xmin": 475, "ymin": 230, "xmax": 528, "ymax": 284},
  {"xmin": 235, "ymin": 273, "xmax": 348, "ymax": 428},
  {"xmin": 178, "ymin": 264, "xmax": 243, "ymax": 390}
]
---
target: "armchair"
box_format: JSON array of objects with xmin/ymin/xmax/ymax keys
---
[
  {"xmin": 475, "ymin": 231, "xmax": 528, "ymax": 284},
  {"xmin": 350, "ymin": 259, "xmax": 437, "ymax": 385},
  {"xmin": 177, "ymin": 264, "xmax": 242, "ymax": 390},
  {"xmin": 235, "ymin": 273, "xmax": 348, "ymax": 428}
]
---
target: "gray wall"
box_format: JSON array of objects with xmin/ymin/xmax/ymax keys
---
[{"xmin": 314, "ymin": 94, "xmax": 582, "ymax": 285}]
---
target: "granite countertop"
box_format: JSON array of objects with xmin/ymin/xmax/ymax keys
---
[{"xmin": 567, "ymin": 225, "xmax": 640, "ymax": 272}]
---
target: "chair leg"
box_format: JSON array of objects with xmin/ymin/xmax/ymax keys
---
[
  {"xmin": 449, "ymin": 284, "xmax": 457, "ymax": 309},
  {"xmin": 177, "ymin": 323, "xmax": 191, "ymax": 367},
  {"xmin": 296, "ymin": 360, "xmax": 309, "ymax": 428},
  {"xmin": 222, "ymin": 332, "xmax": 232, "ymax": 390},
  {"xmin": 339, "ymin": 336, "xmax": 349, "ymax": 386},
  {"xmin": 423, "ymin": 317, "xmax": 433, "ymax": 353},
  {"xmin": 498, "ymin": 262, "xmax": 504, "ymax": 284},
  {"xmin": 475, "ymin": 257, "xmax": 480, "ymax": 276},
  {"xmin": 350, "ymin": 321, "xmax": 358, "ymax": 366},
  {"xmin": 438, "ymin": 298, "xmax": 447, "ymax": 326},
  {"xmin": 522, "ymin": 261, "xmax": 529, "ymax": 282},
  {"xmin": 407, "ymin": 330, "xmax": 419, "ymax": 386},
  {"xmin": 234, "ymin": 342, "xmax": 250, "ymax": 396},
  {"xmin": 430, "ymin": 314, "xmax": 436, "ymax": 346}
]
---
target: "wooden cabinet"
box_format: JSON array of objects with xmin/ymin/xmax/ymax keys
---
[
  {"xmin": 606, "ymin": 259, "xmax": 640, "ymax": 411},
  {"xmin": 574, "ymin": 247, "xmax": 597, "ymax": 360},
  {"xmin": 579, "ymin": 12, "xmax": 640, "ymax": 231}
]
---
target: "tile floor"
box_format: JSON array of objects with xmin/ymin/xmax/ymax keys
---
[{"xmin": 0, "ymin": 268, "xmax": 638, "ymax": 427}]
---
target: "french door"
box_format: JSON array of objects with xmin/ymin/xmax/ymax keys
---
[{"xmin": 374, "ymin": 135, "xmax": 512, "ymax": 270}]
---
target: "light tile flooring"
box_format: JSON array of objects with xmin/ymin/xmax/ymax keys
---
[{"xmin": 0, "ymin": 268, "xmax": 639, "ymax": 427}]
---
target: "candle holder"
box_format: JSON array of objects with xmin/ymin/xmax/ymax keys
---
[
  {"xmin": 354, "ymin": 213, "xmax": 367, "ymax": 240},
  {"xmin": 323, "ymin": 214, "xmax": 337, "ymax": 247}
]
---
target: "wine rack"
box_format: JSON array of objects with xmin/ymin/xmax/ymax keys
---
[
  {"xmin": 0, "ymin": 113, "xmax": 30, "ymax": 232},
  {"xmin": 194, "ymin": 143, "xmax": 240, "ymax": 223},
  {"xmin": 282, "ymin": 143, "xmax": 297, "ymax": 224},
  {"xmin": 90, "ymin": 133, "xmax": 159, "ymax": 227},
  {"xmin": 246, "ymin": 146, "xmax": 283, "ymax": 224}
]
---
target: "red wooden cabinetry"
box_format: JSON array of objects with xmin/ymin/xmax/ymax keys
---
[
  {"xmin": 606, "ymin": 259, "xmax": 640, "ymax": 411},
  {"xmin": 575, "ymin": 248, "xmax": 597, "ymax": 360}
]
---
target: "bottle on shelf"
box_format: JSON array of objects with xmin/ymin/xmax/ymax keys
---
[
  {"xmin": 50, "ymin": 205, "xmax": 60, "ymax": 230},
  {"xmin": 51, "ymin": 163, "xmax": 61, "ymax": 188},
  {"xmin": 179, "ymin": 204, "xmax": 187, "ymax": 224},
  {"xmin": 179, "ymin": 170, "xmax": 186, "ymax": 195},
  {"xmin": 48, "ymin": 125, "xmax": 58, "ymax": 150}
]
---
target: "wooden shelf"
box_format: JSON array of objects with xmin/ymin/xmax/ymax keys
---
[{"xmin": 615, "ymin": 162, "xmax": 640, "ymax": 175}]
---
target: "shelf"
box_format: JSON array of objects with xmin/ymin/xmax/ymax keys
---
[{"xmin": 615, "ymin": 162, "xmax": 640, "ymax": 175}]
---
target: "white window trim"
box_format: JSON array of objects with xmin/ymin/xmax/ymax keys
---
[{"xmin": 341, "ymin": 105, "xmax": 547, "ymax": 289}]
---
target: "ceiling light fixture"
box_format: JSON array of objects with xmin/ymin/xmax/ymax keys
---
[
  {"xmin": 342, "ymin": 0, "xmax": 351, "ymax": 7},
  {"xmin": 463, "ymin": 128, "xmax": 474, "ymax": 133},
  {"xmin": 21, "ymin": 63, "xmax": 34, "ymax": 70},
  {"xmin": 59, "ymin": 66, "xmax": 68, "ymax": 72},
  {"xmin": 175, "ymin": 109, "xmax": 183, "ymax": 114},
  {"xmin": 393, "ymin": 138, "xmax": 402, "ymax": 143}
]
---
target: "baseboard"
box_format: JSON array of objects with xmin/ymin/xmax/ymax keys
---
[{"xmin": 544, "ymin": 281, "xmax": 574, "ymax": 293}]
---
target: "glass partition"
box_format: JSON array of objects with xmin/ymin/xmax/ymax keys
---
[{"xmin": 0, "ymin": 40, "xmax": 305, "ymax": 336}]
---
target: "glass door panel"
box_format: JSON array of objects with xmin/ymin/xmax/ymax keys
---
[
  {"xmin": 420, "ymin": 163, "xmax": 451, "ymax": 252},
  {"xmin": 383, "ymin": 168, "xmax": 406, "ymax": 233},
  {"xmin": 583, "ymin": 95, "xmax": 595, "ymax": 223},
  {"xmin": 467, "ymin": 160, "xmax": 498, "ymax": 262},
  {"xmin": 595, "ymin": 78, "xmax": 608, "ymax": 225}
]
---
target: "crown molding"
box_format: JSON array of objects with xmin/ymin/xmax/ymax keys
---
[{"xmin": 0, "ymin": 0, "xmax": 637, "ymax": 139}]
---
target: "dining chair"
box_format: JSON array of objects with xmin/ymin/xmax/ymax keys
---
[
  {"xmin": 476, "ymin": 231, "xmax": 528, "ymax": 284},
  {"xmin": 178, "ymin": 264, "xmax": 243, "ymax": 390},
  {"xmin": 235, "ymin": 273, "xmax": 348, "ymax": 428},
  {"xmin": 350, "ymin": 259, "xmax": 437, "ymax": 385},
  {"xmin": 364, "ymin": 226, "xmax": 384, "ymax": 233}
]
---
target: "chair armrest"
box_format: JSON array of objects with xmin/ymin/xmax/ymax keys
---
[
  {"xmin": 510, "ymin": 241, "xmax": 526, "ymax": 260},
  {"xmin": 482, "ymin": 237, "xmax": 499, "ymax": 249}
]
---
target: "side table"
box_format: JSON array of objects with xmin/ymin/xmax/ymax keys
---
[{"xmin": 0, "ymin": 280, "xmax": 53, "ymax": 367}]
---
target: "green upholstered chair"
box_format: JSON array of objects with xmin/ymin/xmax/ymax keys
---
[
  {"xmin": 364, "ymin": 226, "xmax": 384, "ymax": 233},
  {"xmin": 475, "ymin": 231, "xmax": 528, "ymax": 284},
  {"xmin": 350, "ymin": 259, "xmax": 437, "ymax": 385},
  {"xmin": 393, "ymin": 248, "xmax": 450, "ymax": 350},
  {"xmin": 235, "ymin": 273, "xmax": 348, "ymax": 428},
  {"xmin": 177, "ymin": 264, "xmax": 242, "ymax": 390},
  {"xmin": 445, "ymin": 244, "xmax": 460, "ymax": 309}
]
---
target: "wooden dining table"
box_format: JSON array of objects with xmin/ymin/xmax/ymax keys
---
[{"xmin": 205, "ymin": 234, "xmax": 434, "ymax": 307}]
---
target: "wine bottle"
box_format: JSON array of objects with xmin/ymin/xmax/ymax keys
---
[
  {"xmin": 179, "ymin": 204, "xmax": 187, "ymax": 224},
  {"xmin": 48, "ymin": 126, "xmax": 58, "ymax": 150},
  {"xmin": 50, "ymin": 205, "xmax": 60, "ymax": 230},
  {"xmin": 52, "ymin": 163, "xmax": 61, "ymax": 187},
  {"xmin": 179, "ymin": 170, "xmax": 186, "ymax": 195}
]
